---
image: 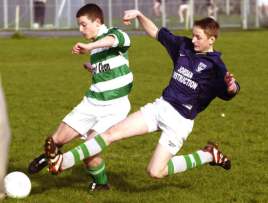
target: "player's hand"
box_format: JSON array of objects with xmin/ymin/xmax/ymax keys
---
[
  {"xmin": 83, "ymin": 62, "xmax": 93, "ymax": 73},
  {"xmin": 72, "ymin": 42, "xmax": 91, "ymax": 55},
  {"xmin": 123, "ymin": 10, "xmax": 141, "ymax": 25},
  {"xmin": 224, "ymin": 72, "xmax": 237, "ymax": 94}
]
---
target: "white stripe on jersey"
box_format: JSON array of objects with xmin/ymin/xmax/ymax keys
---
[
  {"xmin": 90, "ymin": 73, "xmax": 133, "ymax": 92},
  {"xmin": 90, "ymin": 47, "xmax": 109, "ymax": 55},
  {"xmin": 121, "ymin": 31, "xmax": 130, "ymax": 46}
]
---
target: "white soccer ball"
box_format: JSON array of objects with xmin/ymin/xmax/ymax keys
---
[{"xmin": 4, "ymin": 171, "xmax": 31, "ymax": 198}]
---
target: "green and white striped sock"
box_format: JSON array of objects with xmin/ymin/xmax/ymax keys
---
[
  {"xmin": 86, "ymin": 161, "xmax": 108, "ymax": 185},
  {"xmin": 168, "ymin": 150, "xmax": 212, "ymax": 175},
  {"xmin": 62, "ymin": 135, "xmax": 107, "ymax": 170}
]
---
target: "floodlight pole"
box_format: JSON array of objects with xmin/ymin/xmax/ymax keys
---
[
  {"xmin": 108, "ymin": 0, "xmax": 112, "ymax": 27},
  {"xmin": 67, "ymin": 0, "xmax": 71, "ymax": 28},
  {"xmin": 15, "ymin": 5, "xmax": 20, "ymax": 31},
  {"xmin": 189, "ymin": 0, "xmax": 194, "ymax": 29},
  {"xmin": 30, "ymin": 0, "xmax": 33, "ymax": 29},
  {"xmin": 242, "ymin": 0, "xmax": 248, "ymax": 29},
  {"xmin": 255, "ymin": 0, "xmax": 260, "ymax": 28},
  {"xmin": 55, "ymin": 0, "xmax": 58, "ymax": 28},
  {"xmin": 162, "ymin": 0, "xmax": 166, "ymax": 27},
  {"xmin": 226, "ymin": 0, "xmax": 230, "ymax": 16},
  {"xmin": 56, "ymin": 0, "xmax": 67, "ymax": 28},
  {"xmin": 134, "ymin": 0, "xmax": 139, "ymax": 29},
  {"xmin": 3, "ymin": 0, "xmax": 8, "ymax": 29}
]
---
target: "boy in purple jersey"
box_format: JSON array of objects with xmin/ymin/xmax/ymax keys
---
[{"xmin": 45, "ymin": 10, "xmax": 240, "ymax": 180}]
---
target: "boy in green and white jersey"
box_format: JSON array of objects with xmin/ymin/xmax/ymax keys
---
[
  {"xmin": 28, "ymin": 3, "xmax": 133, "ymax": 191},
  {"xmin": 80, "ymin": 26, "xmax": 132, "ymax": 105}
]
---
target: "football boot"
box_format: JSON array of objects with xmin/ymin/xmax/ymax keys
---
[{"xmin": 203, "ymin": 141, "xmax": 231, "ymax": 170}]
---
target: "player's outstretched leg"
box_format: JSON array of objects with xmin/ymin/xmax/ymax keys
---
[
  {"xmin": 47, "ymin": 134, "xmax": 108, "ymax": 175},
  {"xmin": 28, "ymin": 136, "xmax": 64, "ymax": 174},
  {"xmin": 28, "ymin": 153, "xmax": 48, "ymax": 174},
  {"xmin": 45, "ymin": 136, "xmax": 63, "ymax": 175},
  {"xmin": 47, "ymin": 152, "xmax": 63, "ymax": 175},
  {"xmin": 203, "ymin": 141, "xmax": 231, "ymax": 170},
  {"xmin": 167, "ymin": 142, "xmax": 231, "ymax": 176},
  {"xmin": 28, "ymin": 137, "xmax": 58, "ymax": 174}
]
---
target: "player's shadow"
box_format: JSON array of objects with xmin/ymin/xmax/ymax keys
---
[
  {"xmin": 108, "ymin": 171, "xmax": 193, "ymax": 192},
  {"xmin": 8, "ymin": 165, "xmax": 192, "ymax": 194}
]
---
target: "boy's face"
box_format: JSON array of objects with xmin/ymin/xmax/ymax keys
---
[
  {"xmin": 77, "ymin": 16, "xmax": 100, "ymax": 40},
  {"xmin": 192, "ymin": 26, "xmax": 215, "ymax": 53}
]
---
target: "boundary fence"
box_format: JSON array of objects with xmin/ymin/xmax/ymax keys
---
[{"xmin": 0, "ymin": 0, "xmax": 267, "ymax": 31}]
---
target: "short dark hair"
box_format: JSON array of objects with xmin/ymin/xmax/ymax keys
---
[
  {"xmin": 194, "ymin": 17, "xmax": 220, "ymax": 38},
  {"xmin": 76, "ymin": 3, "xmax": 104, "ymax": 24}
]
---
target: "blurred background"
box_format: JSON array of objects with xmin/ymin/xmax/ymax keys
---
[{"xmin": 0, "ymin": 0, "xmax": 268, "ymax": 32}]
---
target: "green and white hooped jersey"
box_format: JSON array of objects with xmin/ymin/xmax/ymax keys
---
[{"xmin": 86, "ymin": 25, "xmax": 133, "ymax": 105}]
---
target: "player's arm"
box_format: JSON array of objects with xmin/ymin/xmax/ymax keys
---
[
  {"xmin": 72, "ymin": 36, "xmax": 116, "ymax": 55},
  {"xmin": 123, "ymin": 10, "xmax": 158, "ymax": 39},
  {"xmin": 123, "ymin": 10, "xmax": 181, "ymax": 63},
  {"xmin": 224, "ymin": 72, "xmax": 240, "ymax": 95},
  {"xmin": 217, "ymin": 71, "xmax": 240, "ymax": 100}
]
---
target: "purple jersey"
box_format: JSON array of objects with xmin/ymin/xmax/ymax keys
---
[{"xmin": 157, "ymin": 27, "xmax": 238, "ymax": 119}]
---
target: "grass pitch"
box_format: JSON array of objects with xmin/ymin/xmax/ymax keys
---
[{"xmin": 0, "ymin": 30, "xmax": 268, "ymax": 203}]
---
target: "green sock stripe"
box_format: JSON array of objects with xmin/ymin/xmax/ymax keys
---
[
  {"xmin": 95, "ymin": 135, "xmax": 107, "ymax": 150},
  {"xmin": 89, "ymin": 164, "xmax": 105, "ymax": 175},
  {"xmin": 80, "ymin": 143, "xmax": 90, "ymax": 159},
  {"xmin": 167, "ymin": 160, "xmax": 174, "ymax": 175},
  {"xmin": 192, "ymin": 152, "xmax": 202, "ymax": 167},
  {"xmin": 184, "ymin": 155, "xmax": 192, "ymax": 169},
  {"xmin": 71, "ymin": 148, "xmax": 80, "ymax": 164}
]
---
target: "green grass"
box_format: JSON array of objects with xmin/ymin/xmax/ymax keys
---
[{"xmin": 0, "ymin": 30, "xmax": 268, "ymax": 203}]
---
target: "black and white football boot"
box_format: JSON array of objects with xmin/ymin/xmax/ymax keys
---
[
  {"xmin": 28, "ymin": 153, "xmax": 48, "ymax": 174},
  {"xmin": 203, "ymin": 141, "xmax": 231, "ymax": 170}
]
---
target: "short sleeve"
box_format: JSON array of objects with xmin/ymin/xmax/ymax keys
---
[{"xmin": 108, "ymin": 28, "xmax": 131, "ymax": 48}]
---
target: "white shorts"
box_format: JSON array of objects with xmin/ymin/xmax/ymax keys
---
[
  {"xmin": 140, "ymin": 97, "xmax": 194, "ymax": 155},
  {"xmin": 63, "ymin": 96, "xmax": 131, "ymax": 139}
]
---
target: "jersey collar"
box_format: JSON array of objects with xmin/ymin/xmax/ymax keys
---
[{"xmin": 96, "ymin": 24, "xmax": 108, "ymax": 38}]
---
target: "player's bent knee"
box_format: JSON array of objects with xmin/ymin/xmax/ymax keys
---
[
  {"xmin": 102, "ymin": 129, "xmax": 120, "ymax": 145},
  {"xmin": 84, "ymin": 156, "xmax": 102, "ymax": 168},
  {"xmin": 147, "ymin": 168, "xmax": 164, "ymax": 179}
]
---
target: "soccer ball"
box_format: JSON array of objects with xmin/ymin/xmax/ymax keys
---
[{"xmin": 4, "ymin": 171, "xmax": 31, "ymax": 198}]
